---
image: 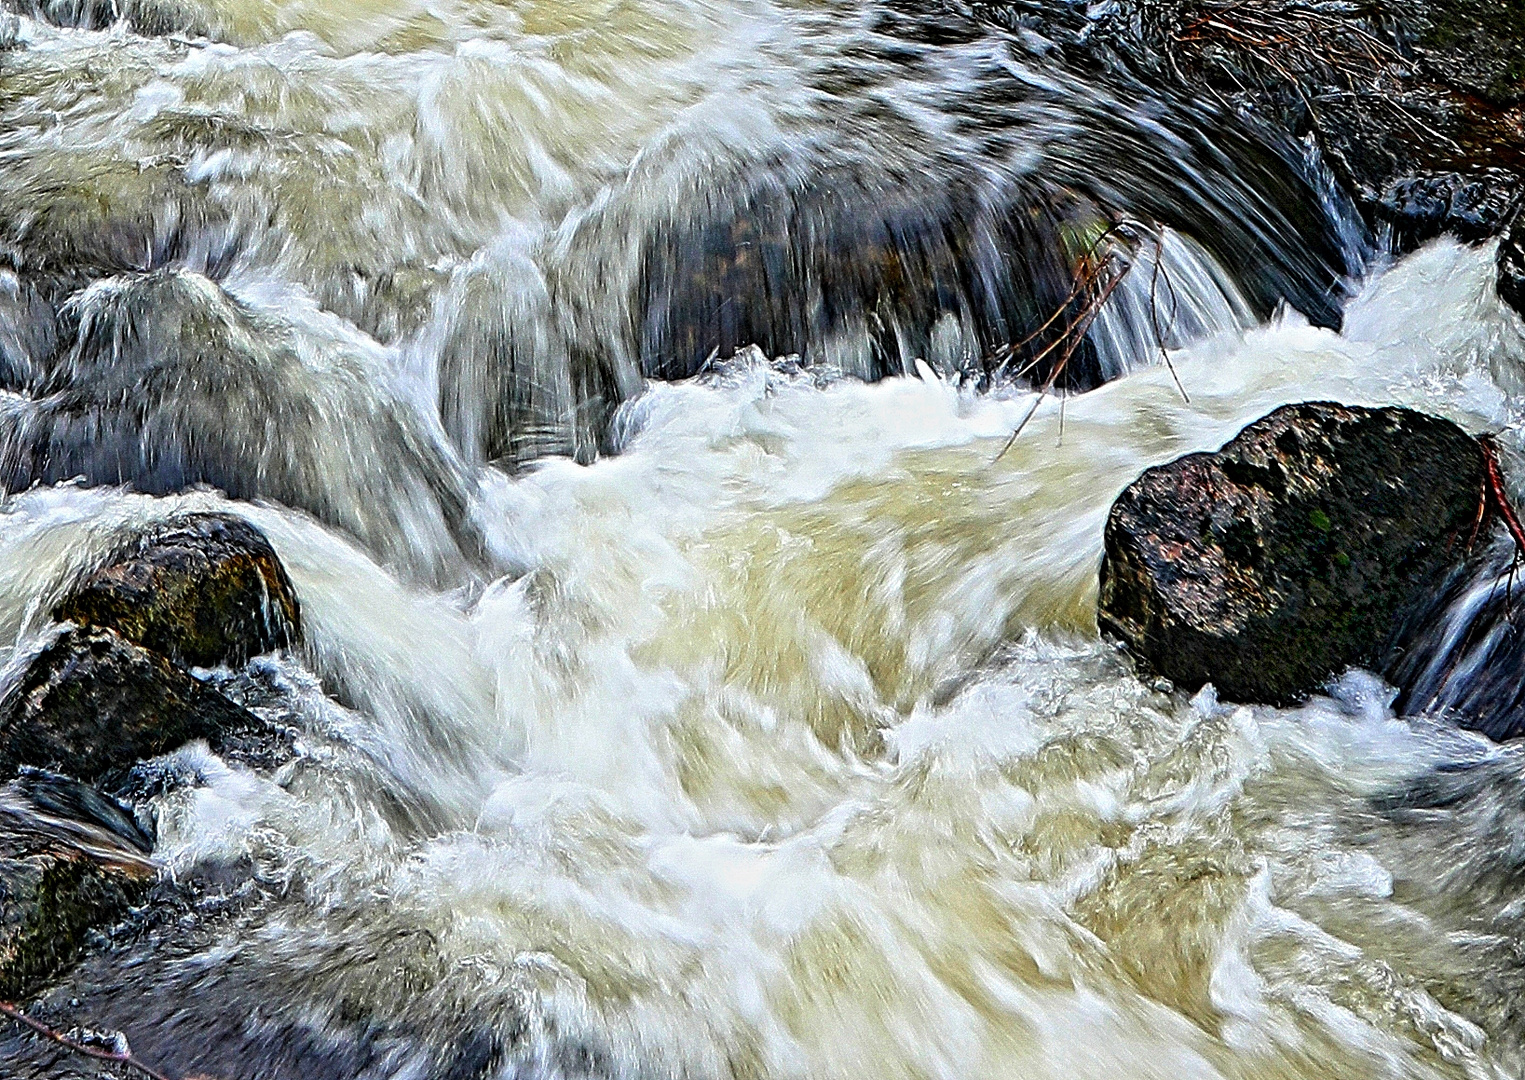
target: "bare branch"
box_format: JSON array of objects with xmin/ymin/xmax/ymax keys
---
[{"xmin": 0, "ymin": 1001, "xmax": 207, "ymax": 1080}]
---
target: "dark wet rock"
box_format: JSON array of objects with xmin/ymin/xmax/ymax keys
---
[
  {"xmin": 1049, "ymin": 1, "xmax": 1525, "ymax": 247},
  {"xmin": 1377, "ymin": 171, "xmax": 1522, "ymax": 249},
  {"xmin": 0, "ymin": 773, "xmax": 154, "ymax": 1001},
  {"xmin": 0, "ymin": 850, "xmax": 150, "ymax": 1001},
  {"xmin": 0, "ymin": 625, "xmax": 265, "ymax": 788},
  {"xmin": 55, "ymin": 513, "xmax": 301, "ymax": 670},
  {"xmin": 1499, "ymin": 216, "xmax": 1525, "ymax": 319},
  {"xmin": 628, "ymin": 1, "xmax": 1358, "ymax": 396},
  {"xmin": 1386, "ymin": 533, "xmax": 1525, "ymax": 741},
  {"xmin": 1098, "ymin": 402, "xmax": 1486, "ymax": 705},
  {"xmin": 7, "ymin": 899, "xmax": 532, "ymax": 1080}
]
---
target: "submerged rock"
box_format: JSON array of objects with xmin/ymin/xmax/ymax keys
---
[
  {"xmin": 0, "ymin": 625, "xmax": 262, "ymax": 788},
  {"xmin": 0, "ymin": 772, "xmax": 154, "ymax": 1001},
  {"xmin": 1098, "ymin": 402, "xmax": 1485, "ymax": 705},
  {"xmin": 55, "ymin": 513, "xmax": 301, "ymax": 670},
  {"xmin": 0, "ymin": 268, "xmax": 484, "ymax": 585}
]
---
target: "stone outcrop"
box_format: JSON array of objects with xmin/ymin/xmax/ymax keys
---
[
  {"xmin": 0, "ymin": 625, "xmax": 264, "ymax": 788},
  {"xmin": 0, "ymin": 512, "xmax": 310, "ymax": 1002},
  {"xmin": 1098, "ymin": 402, "xmax": 1486, "ymax": 705},
  {"xmin": 54, "ymin": 512, "xmax": 301, "ymax": 669}
]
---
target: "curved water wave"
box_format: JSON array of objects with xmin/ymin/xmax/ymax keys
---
[{"xmin": 0, "ymin": 0, "xmax": 1349, "ymax": 498}]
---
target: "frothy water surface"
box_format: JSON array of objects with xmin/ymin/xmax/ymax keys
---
[
  {"xmin": 0, "ymin": 1, "xmax": 1522, "ymax": 1078},
  {"xmin": 0, "ymin": 238, "xmax": 1519, "ymax": 1078}
]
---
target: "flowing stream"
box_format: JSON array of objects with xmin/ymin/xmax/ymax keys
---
[{"xmin": 3, "ymin": 2, "xmax": 1525, "ymax": 1079}]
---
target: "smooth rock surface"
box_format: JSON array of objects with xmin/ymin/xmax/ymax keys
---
[
  {"xmin": 0, "ymin": 625, "xmax": 263, "ymax": 787},
  {"xmin": 54, "ymin": 512, "xmax": 301, "ymax": 670},
  {"xmin": 1098, "ymin": 402, "xmax": 1486, "ymax": 705}
]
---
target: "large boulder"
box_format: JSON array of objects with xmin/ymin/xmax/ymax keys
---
[
  {"xmin": 1098, "ymin": 402, "xmax": 1486, "ymax": 705},
  {"xmin": 54, "ymin": 513, "xmax": 300, "ymax": 670},
  {"xmin": 0, "ymin": 625, "xmax": 263, "ymax": 788}
]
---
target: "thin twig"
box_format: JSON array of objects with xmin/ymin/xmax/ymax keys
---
[
  {"xmin": 1153, "ymin": 0, "xmax": 1441, "ymax": 148},
  {"xmin": 993, "ymin": 264, "xmax": 1130, "ymax": 462},
  {"xmin": 991, "ymin": 218, "xmax": 1195, "ymax": 463},
  {"xmin": 991, "ymin": 220, "xmax": 1136, "ymax": 368},
  {"xmin": 1480, "ymin": 435, "xmax": 1525, "ymax": 559},
  {"xmin": 1146, "ymin": 231, "xmax": 1190, "ymax": 404},
  {"xmin": 1479, "ymin": 434, "xmax": 1525, "ymax": 621},
  {"xmin": 0, "ymin": 1002, "xmax": 182, "ymax": 1080}
]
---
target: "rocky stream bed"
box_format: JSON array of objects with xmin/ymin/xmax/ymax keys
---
[{"xmin": 4, "ymin": 1, "xmax": 1525, "ymax": 1078}]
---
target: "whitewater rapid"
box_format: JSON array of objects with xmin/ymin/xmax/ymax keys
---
[
  {"xmin": 1, "ymin": 0, "xmax": 1524, "ymax": 1077},
  {"xmin": 0, "ymin": 237, "xmax": 1521, "ymax": 1079}
]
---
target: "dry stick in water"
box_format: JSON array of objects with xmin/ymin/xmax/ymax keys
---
[
  {"xmin": 1479, "ymin": 435, "xmax": 1525, "ymax": 618},
  {"xmin": 1094, "ymin": 219, "xmax": 1190, "ymax": 399},
  {"xmin": 993, "ymin": 259, "xmax": 1132, "ymax": 462},
  {"xmin": 992, "ymin": 221, "xmax": 1192, "ymax": 463},
  {"xmin": 1458, "ymin": 434, "xmax": 1525, "ymax": 627},
  {"xmin": 987, "ymin": 220, "xmax": 1136, "ymax": 379},
  {"xmin": 1161, "ymin": 0, "xmax": 1456, "ymax": 154},
  {"xmin": 0, "ymin": 1002, "xmax": 194, "ymax": 1080},
  {"xmin": 1428, "ymin": 434, "xmax": 1525, "ymax": 696},
  {"xmin": 1479, "ymin": 435, "xmax": 1525, "ymax": 559},
  {"xmin": 1415, "ymin": 435, "xmax": 1525, "ymax": 704},
  {"xmin": 1145, "ymin": 232, "xmax": 1190, "ymax": 403}
]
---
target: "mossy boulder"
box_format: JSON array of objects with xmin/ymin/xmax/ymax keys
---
[
  {"xmin": 1098, "ymin": 402, "xmax": 1486, "ymax": 705},
  {"xmin": 54, "ymin": 513, "xmax": 300, "ymax": 670},
  {"xmin": 0, "ymin": 625, "xmax": 263, "ymax": 787}
]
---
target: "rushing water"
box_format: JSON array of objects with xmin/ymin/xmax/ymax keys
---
[{"xmin": 2, "ymin": 1, "xmax": 1525, "ymax": 1079}]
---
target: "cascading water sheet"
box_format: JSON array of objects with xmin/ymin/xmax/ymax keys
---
[{"xmin": 0, "ymin": 1, "xmax": 1523, "ymax": 1079}]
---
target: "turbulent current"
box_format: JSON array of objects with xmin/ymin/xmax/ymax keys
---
[{"xmin": 2, "ymin": 1, "xmax": 1525, "ymax": 1078}]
